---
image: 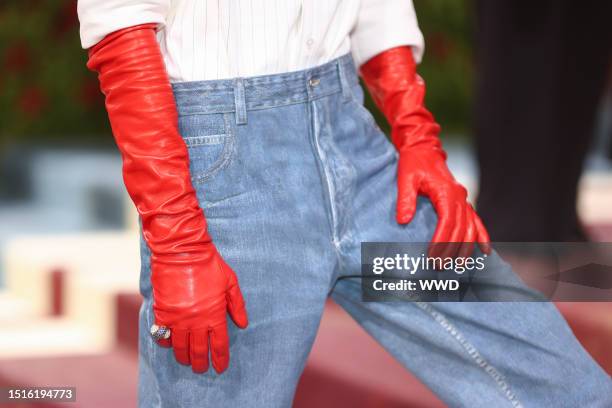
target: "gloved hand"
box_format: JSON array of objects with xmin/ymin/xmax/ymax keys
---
[
  {"xmin": 87, "ymin": 24, "xmax": 248, "ymax": 374},
  {"xmin": 360, "ymin": 46, "xmax": 490, "ymax": 258}
]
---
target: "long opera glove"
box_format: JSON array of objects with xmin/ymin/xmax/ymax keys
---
[
  {"xmin": 360, "ymin": 47, "xmax": 490, "ymax": 258},
  {"xmin": 87, "ymin": 24, "xmax": 248, "ymax": 374}
]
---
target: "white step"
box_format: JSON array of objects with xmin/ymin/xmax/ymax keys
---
[
  {"xmin": 2, "ymin": 231, "xmax": 141, "ymax": 349},
  {"xmin": 0, "ymin": 290, "xmax": 37, "ymax": 322},
  {"xmin": 0, "ymin": 317, "xmax": 106, "ymax": 359}
]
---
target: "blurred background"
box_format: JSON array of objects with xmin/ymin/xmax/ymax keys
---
[{"xmin": 0, "ymin": 1, "xmax": 610, "ymax": 407}]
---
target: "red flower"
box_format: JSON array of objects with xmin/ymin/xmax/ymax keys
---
[
  {"xmin": 427, "ymin": 32, "xmax": 454, "ymax": 62},
  {"xmin": 18, "ymin": 86, "xmax": 47, "ymax": 117},
  {"xmin": 4, "ymin": 41, "xmax": 31, "ymax": 73}
]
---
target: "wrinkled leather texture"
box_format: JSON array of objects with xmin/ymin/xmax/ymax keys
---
[
  {"xmin": 360, "ymin": 46, "xmax": 490, "ymax": 257},
  {"xmin": 87, "ymin": 24, "xmax": 248, "ymax": 374}
]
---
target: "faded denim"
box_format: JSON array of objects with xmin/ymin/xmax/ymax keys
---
[{"xmin": 138, "ymin": 54, "xmax": 612, "ymax": 408}]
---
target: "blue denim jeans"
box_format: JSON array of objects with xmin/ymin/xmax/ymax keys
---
[{"xmin": 138, "ymin": 54, "xmax": 611, "ymax": 407}]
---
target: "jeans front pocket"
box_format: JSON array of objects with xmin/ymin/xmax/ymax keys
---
[
  {"xmin": 179, "ymin": 113, "xmax": 234, "ymax": 183},
  {"xmin": 348, "ymin": 83, "xmax": 379, "ymax": 130}
]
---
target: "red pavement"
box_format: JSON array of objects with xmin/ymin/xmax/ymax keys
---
[
  {"xmin": 0, "ymin": 347, "xmax": 137, "ymax": 408},
  {"xmin": 1, "ymin": 297, "xmax": 610, "ymax": 408},
  {"xmin": 1, "ymin": 222, "xmax": 611, "ymax": 408}
]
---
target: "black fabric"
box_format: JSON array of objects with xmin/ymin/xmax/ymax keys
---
[{"xmin": 474, "ymin": 0, "xmax": 612, "ymax": 241}]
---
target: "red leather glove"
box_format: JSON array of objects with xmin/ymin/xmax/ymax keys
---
[
  {"xmin": 87, "ymin": 24, "xmax": 248, "ymax": 374},
  {"xmin": 360, "ymin": 46, "xmax": 490, "ymax": 258}
]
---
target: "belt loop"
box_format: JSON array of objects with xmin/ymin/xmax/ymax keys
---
[
  {"xmin": 234, "ymin": 78, "xmax": 248, "ymax": 125},
  {"xmin": 337, "ymin": 59, "xmax": 351, "ymax": 102}
]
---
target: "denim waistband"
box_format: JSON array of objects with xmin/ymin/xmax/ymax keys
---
[{"xmin": 171, "ymin": 53, "xmax": 358, "ymax": 122}]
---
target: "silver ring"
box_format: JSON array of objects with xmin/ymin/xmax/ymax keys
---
[{"xmin": 150, "ymin": 324, "xmax": 171, "ymax": 341}]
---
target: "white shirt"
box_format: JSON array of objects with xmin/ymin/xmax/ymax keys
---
[{"xmin": 78, "ymin": 0, "xmax": 424, "ymax": 83}]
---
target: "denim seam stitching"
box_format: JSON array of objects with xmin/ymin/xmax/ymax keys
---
[
  {"xmin": 311, "ymin": 102, "xmax": 340, "ymax": 247},
  {"xmin": 350, "ymin": 98, "xmax": 378, "ymax": 130},
  {"xmin": 147, "ymin": 299, "xmax": 163, "ymax": 408},
  {"xmin": 190, "ymin": 113, "xmax": 235, "ymax": 184},
  {"xmin": 183, "ymin": 134, "xmax": 226, "ymax": 146},
  {"xmin": 176, "ymin": 89, "xmax": 343, "ymax": 117},
  {"xmin": 171, "ymin": 61, "xmax": 346, "ymax": 93},
  {"xmin": 140, "ymin": 251, "xmax": 163, "ymax": 408},
  {"xmin": 415, "ymin": 301, "xmax": 524, "ymax": 408}
]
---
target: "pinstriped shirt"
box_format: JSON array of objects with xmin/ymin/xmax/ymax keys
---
[{"xmin": 78, "ymin": 0, "xmax": 424, "ymax": 83}]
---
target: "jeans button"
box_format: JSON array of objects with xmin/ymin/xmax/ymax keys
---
[{"xmin": 309, "ymin": 78, "xmax": 320, "ymax": 87}]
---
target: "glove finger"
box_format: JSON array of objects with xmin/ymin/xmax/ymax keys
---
[
  {"xmin": 210, "ymin": 323, "xmax": 230, "ymax": 374},
  {"xmin": 219, "ymin": 260, "xmax": 249, "ymax": 329},
  {"xmin": 439, "ymin": 202, "xmax": 466, "ymax": 260},
  {"xmin": 227, "ymin": 280, "xmax": 249, "ymax": 329},
  {"xmin": 396, "ymin": 175, "xmax": 419, "ymax": 224},
  {"xmin": 156, "ymin": 337, "xmax": 172, "ymax": 348},
  {"xmin": 473, "ymin": 209, "xmax": 492, "ymax": 255},
  {"xmin": 171, "ymin": 328, "xmax": 190, "ymax": 366},
  {"xmin": 457, "ymin": 208, "xmax": 476, "ymax": 259},
  {"xmin": 189, "ymin": 329, "xmax": 210, "ymax": 374},
  {"xmin": 428, "ymin": 198, "xmax": 455, "ymax": 259}
]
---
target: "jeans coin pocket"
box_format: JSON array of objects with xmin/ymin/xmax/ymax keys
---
[{"xmin": 179, "ymin": 113, "xmax": 234, "ymax": 183}]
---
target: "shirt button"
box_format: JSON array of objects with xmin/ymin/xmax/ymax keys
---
[{"xmin": 306, "ymin": 38, "xmax": 315, "ymax": 47}]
